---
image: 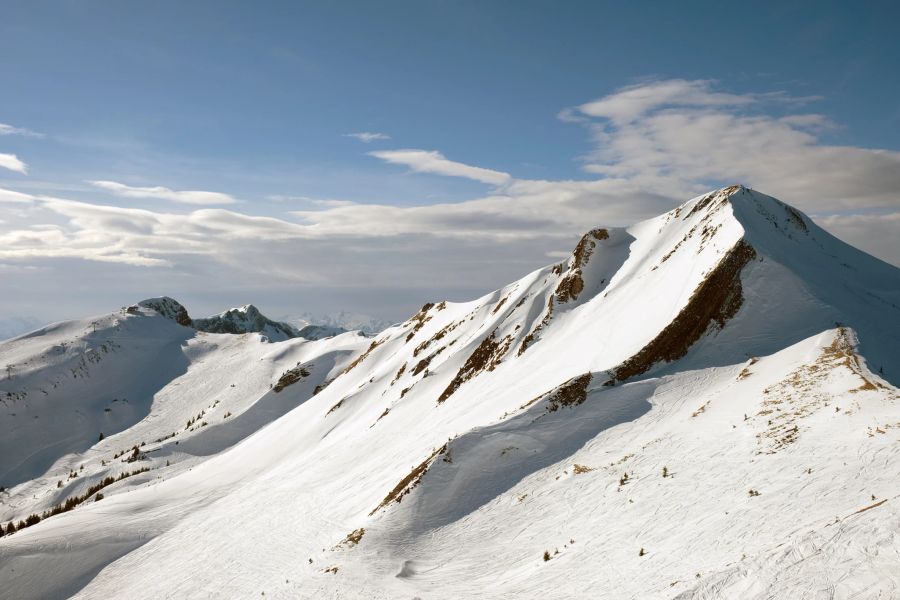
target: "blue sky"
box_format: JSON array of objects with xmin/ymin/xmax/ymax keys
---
[{"xmin": 1, "ymin": 1, "xmax": 899, "ymax": 335}]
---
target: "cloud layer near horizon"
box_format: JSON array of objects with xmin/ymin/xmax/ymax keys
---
[{"xmin": 0, "ymin": 80, "xmax": 898, "ymax": 325}]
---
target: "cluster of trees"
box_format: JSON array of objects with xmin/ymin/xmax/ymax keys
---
[{"xmin": 0, "ymin": 467, "xmax": 150, "ymax": 537}]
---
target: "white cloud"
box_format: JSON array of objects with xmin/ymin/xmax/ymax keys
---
[
  {"xmin": 344, "ymin": 132, "xmax": 391, "ymax": 143},
  {"xmin": 578, "ymin": 79, "xmax": 755, "ymax": 124},
  {"xmin": 571, "ymin": 79, "xmax": 900, "ymax": 212},
  {"xmin": 0, "ymin": 79, "xmax": 898, "ymax": 326},
  {"xmin": 0, "ymin": 123, "xmax": 43, "ymax": 138},
  {"xmin": 370, "ymin": 149, "xmax": 512, "ymax": 186},
  {"xmin": 88, "ymin": 180, "xmax": 237, "ymax": 205},
  {"xmin": 0, "ymin": 153, "xmax": 28, "ymax": 173},
  {"xmin": 0, "ymin": 188, "xmax": 34, "ymax": 203}
]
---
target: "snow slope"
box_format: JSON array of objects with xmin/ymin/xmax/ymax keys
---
[
  {"xmin": 0, "ymin": 186, "xmax": 898, "ymax": 600},
  {"xmin": 0, "ymin": 299, "xmax": 368, "ymax": 499}
]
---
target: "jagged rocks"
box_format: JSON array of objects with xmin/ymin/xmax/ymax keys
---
[
  {"xmin": 438, "ymin": 331, "xmax": 513, "ymax": 403},
  {"xmin": 555, "ymin": 229, "xmax": 609, "ymax": 304},
  {"xmin": 137, "ymin": 297, "xmax": 192, "ymax": 327}
]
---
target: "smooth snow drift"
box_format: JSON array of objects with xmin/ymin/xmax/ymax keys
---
[{"xmin": 0, "ymin": 186, "xmax": 898, "ymax": 600}]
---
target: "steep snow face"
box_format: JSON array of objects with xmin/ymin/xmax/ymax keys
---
[
  {"xmin": 0, "ymin": 309, "xmax": 194, "ymax": 489},
  {"xmin": 0, "ymin": 186, "xmax": 898, "ymax": 600},
  {"xmin": 192, "ymin": 304, "xmax": 300, "ymax": 341}
]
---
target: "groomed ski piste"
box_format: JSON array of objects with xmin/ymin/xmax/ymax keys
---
[{"xmin": 1, "ymin": 186, "xmax": 898, "ymax": 599}]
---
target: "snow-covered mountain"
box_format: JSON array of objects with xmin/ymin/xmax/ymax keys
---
[
  {"xmin": 191, "ymin": 303, "xmax": 302, "ymax": 341},
  {"xmin": 135, "ymin": 297, "xmax": 308, "ymax": 342},
  {"xmin": 0, "ymin": 186, "xmax": 898, "ymax": 600}
]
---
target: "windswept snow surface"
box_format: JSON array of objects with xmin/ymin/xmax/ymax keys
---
[{"xmin": 0, "ymin": 186, "xmax": 898, "ymax": 599}]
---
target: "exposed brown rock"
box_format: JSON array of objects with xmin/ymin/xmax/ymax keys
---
[
  {"xmin": 546, "ymin": 373, "xmax": 593, "ymax": 412},
  {"xmin": 326, "ymin": 397, "xmax": 346, "ymax": 415},
  {"xmin": 555, "ymin": 228, "xmax": 609, "ymax": 304},
  {"xmin": 555, "ymin": 273, "xmax": 585, "ymax": 304},
  {"xmin": 391, "ymin": 362, "xmax": 407, "ymax": 385},
  {"xmin": 273, "ymin": 364, "xmax": 312, "ymax": 393},
  {"xmin": 611, "ymin": 240, "xmax": 757, "ymax": 382},
  {"xmin": 413, "ymin": 318, "xmax": 462, "ymax": 357},
  {"xmin": 313, "ymin": 379, "xmax": 333, "ymax": 395},
  {"xmin": 374, "ymin": 407, "xmax": 390, "ymax": 424},
  {"xmin": 684, "ymin": 185, "xmax": 741, "ymax": 220},
  {"xmin": 405, "ymin": 303, "xmax": 435, "ymax": 342},
  {"xmin": 518, "ymin": 296, "xmax": 554, "ymax": 356},
  {"xmin": 341, "ymin": 338, "xmax": 384, "ymax": 375},
  {"xmin": 438, "ymin": 331, "xmax": 513, "ymax": 403},
  {"xmin": 412, "ymin": 345, "xmax": 446, "ymax": 376},
  {"xmin": 339, "ymin": 527, "xmax": 365, "ymax": 547},
  {"xmin": 369, "ymin": 443, "xmax": 448, "ymax": 515},
  {"xmin": 684, "ymin": 192, "xmax": 718, "ymax": 219},
  {"xmin": 573, "ymin": 228, "xmax": 609, "ymax": 266}
]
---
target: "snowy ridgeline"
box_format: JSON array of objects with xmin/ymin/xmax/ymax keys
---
[{"xmin": 0, "ymin": 186, "xmax": 898, "ymax": 600}]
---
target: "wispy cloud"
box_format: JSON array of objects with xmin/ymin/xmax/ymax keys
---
[
  {"xmin": 88, "ymin": 180, "xmax": 237, "ymax": 205},
  {"xmin": 0, "ymin": 123, "xmax": 44, "ymax": 138},
  {"xmin": 369, "ymin": 149, "xmax": 512, "ymax": 186},
  {"xmin": 0, "ymin": 153, "xmax": 28, "ymax": 174},
  {"xmin": 344, "ymin": 132, "xmax": 391, "ymax": 143},
  {"xmin": 577, "ymin": 79, "xmax": 755, "ymax": 124}
]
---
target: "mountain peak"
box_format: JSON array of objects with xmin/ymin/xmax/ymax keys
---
[
  {"xmin": 132, "ymin": 298, "xmax": 303, "ymax": 341},
  {"xmin": 136, "ymin": 296, "xmax": 192, "ymax": 326},
  {"xmin": 193, "ymin": 305, "xmax": 300, "ymax": 341},
  {"xmin": 678, "ymin": 184, "xmax": 810, "ymax": 236}
]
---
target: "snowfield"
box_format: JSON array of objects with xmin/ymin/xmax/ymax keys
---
[{"xmin": 0, "ymin": 186, "xmax": 898, "ymax": 599}]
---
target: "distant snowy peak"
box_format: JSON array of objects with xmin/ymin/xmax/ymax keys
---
[
  {"xmin": 132, "ymin": 298, "xmax": 305, "ymax": 342},
  {"xmin": 192, "ymin": 304, "xmax": 300, "ymax": 341},
  {"xmin": 295, "ymin": 324, "xmax": 351, "ymax": 341},
  {"xmin": 136, "ymin": 297, "xmax": 192, "ymax": 326},
  {"xmin": 290, "ymin": 311, "xmax": 393, "ymax": 336}
]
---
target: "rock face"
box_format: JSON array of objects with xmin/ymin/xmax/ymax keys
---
[
  {"xmin": 192, "ymin": 305, "xmax": 300, "ymax": 341},
  {"xmin": 137, "ymin": 297, "xmax": 192, "ymax": 326},
  {"xmin": 133, "ymin": 299, "xmax": 306, "ymax": 342}
]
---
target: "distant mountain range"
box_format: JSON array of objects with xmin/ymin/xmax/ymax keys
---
[{"xmin": 285, "ymin": 310, "xmax": 394, "ymax": 336}]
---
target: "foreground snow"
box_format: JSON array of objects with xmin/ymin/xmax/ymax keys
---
[{"xmin": 0, "ymin": 186, "xmax": 897, "ymax": 599}]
